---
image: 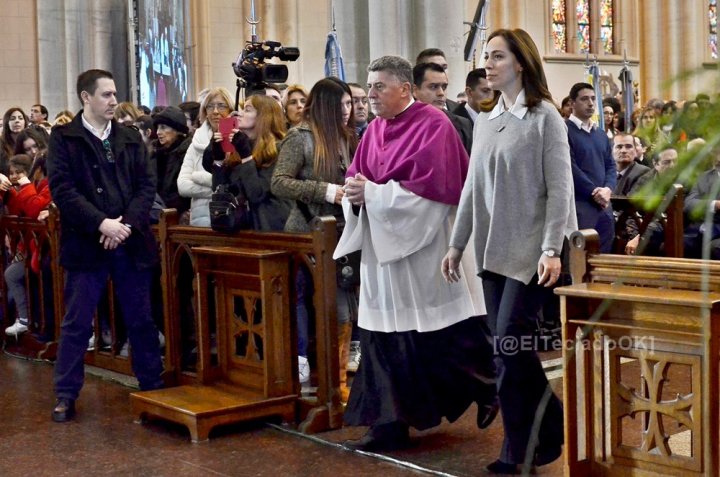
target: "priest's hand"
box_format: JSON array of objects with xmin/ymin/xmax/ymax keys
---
[
  {"xmin": 441, "ymin": 247, "xmax": 463, "ymax": 283},
  {"xmin": 345, "ymin": 173, "xmax": 368, "ymax": 205}
]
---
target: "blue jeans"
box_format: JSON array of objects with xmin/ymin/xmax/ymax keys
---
[{"xmin": 53, "ymin": 248, "xmax": 164, "ymax": 400}]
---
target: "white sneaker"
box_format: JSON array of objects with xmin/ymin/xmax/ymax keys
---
[
  {"xmin": 298, "ymin": 356, "xmax": 311, "ymax": 384},
  {"xmin": 158, "ymin": 331, "xmax": 166, "ymax": 348},
  {"xmin": 348, "ymin": 341, "xmax": 361, "ymax": 373},
  {"xmin": 119, "ymin": 341, "xmax": 130, "ymax": 358},
  {"xmin": 87, "ymin": 333, "xmax": 96, "ymax": 351},
  {"xmin": 5, "ymin": 319, "xmax": 29, "ymax": 336}
]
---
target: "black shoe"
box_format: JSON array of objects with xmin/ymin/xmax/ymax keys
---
[
  {"xmin": 486, "ymin": 460, "xmax": 536, "ymax": 475},
  {"xmin": 51, "ymin": 398, "xmax": 76, "ymax": 423},
  {"xmin": 477, "ymin": 397, "xmax": 500, "ymax": 429},
  {"xmin": 343, "ymin": 422, "xmax": 411, "ymax": 452},
  {"xmin": 533, "ymin": 444, "xmax": 562, "ymax": 466}
]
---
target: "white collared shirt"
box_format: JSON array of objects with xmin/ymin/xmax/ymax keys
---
[
  {"xmin": 81, "ymin": 113, "xmax": 112, "ymax": 140},
  {"xmin": 488, "ymin": 89, "xmax": 529, "ymax": 121},
  {"xmin": 568, "ymin": 114, "xmax": 595, "ymax": 133},
  {"xmin": 464, "ymin": 102, "xmax": 479, "ymax": 123}
]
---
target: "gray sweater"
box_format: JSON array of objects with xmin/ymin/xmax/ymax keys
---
[{"xmin": 449, "ymin": 100, "xmax": 577, "ymax": 284}]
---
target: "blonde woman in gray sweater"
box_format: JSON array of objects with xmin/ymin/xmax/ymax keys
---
[{"xmin": 442, "ymin": 29, "xmax": 577, "ymax": 475}]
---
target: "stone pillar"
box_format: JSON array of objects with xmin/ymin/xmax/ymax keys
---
[
  {"xmin": 189, "ymin": 0, "xmax": 212, "ymax": 95},
  {"xmin": 367, "ymin": 0, "xmax": 413, "ymax": 60},
  {"xmin": 638, "ymin": 0, "xmax": 662, "ymax": 102},
  {"xmin": 334, "ymin": 0, "xmax": 370, "ymax": 85},
  {"xmin": 414, "ymin": 0, "xmax": 467, "ymax": 102}
]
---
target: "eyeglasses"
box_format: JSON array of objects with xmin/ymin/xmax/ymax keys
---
[
  {"xmin": 206, "ymin": 103, "xmax": 230, "ymax": 113},
  {"xmin": 102, "ymin": 139, "xmax": 114, "ymax": 163}
]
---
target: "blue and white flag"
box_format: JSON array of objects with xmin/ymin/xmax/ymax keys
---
[{"xmin": 324, "ymin": 29, "xmax": 345, "ymax": 81}]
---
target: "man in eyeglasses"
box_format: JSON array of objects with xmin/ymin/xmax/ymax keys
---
[{"xmin": 46, "ymin": 69, "xmax": 164, "ymax": 423}]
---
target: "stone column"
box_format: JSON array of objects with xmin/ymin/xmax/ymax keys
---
[
  {"xmin": 334, "ymin": 0, "xmax": 370, "ymax": 85},
  {"xmin": 638, "ymin": 0, "xmax": 662, "ymax": 102},
  {"xmin": 414, "ymin": 0, "xmax": 467, "ymax": 101},
  {"xmin": 367, "ymin": 0, "xmax": 413, "ymax": 60}
]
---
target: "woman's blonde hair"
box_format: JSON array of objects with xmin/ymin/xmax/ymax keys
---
[
  {"xmin": 199, "ymin": 87, "xmax": 234, "ymax": 124},
  {"xmin": 114, "ymin": 102, "xmax": 141, "ymax": 121}
]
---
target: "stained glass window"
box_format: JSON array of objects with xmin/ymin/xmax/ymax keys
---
[
  {"xmin": 552, "ymin": 0, "xmax": 567, "ymax": 52},
  {"xmin": 599, "ymin": 0, "xmax": 613, "ymax": 53},
  {"xmin": 576, "ymin": 0, "xmax": 590, "ymax": 53},
  {"xmin": 710, "ymin": 0, "xmax": 718, "ymax": 59}
]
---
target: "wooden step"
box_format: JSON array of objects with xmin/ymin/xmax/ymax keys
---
[{"xmin": 130, "ymin": 384, "xmax": 296, "ymax": 442}]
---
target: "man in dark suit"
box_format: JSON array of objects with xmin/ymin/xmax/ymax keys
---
[
  {"xmin": 415, "ymin": 48, "xmax": 459, "ymax": 112},
  {"xmin": 412, "ymin": 62, "xmax": 473, "ymax": 154},
  {"xmin": 613, "ymin": 132, "xmax": 650, "ymax": 196},
  {"xmin": 47, "ymin": 69, "xmax": 164, "ymax": 422},
  {"xmin": 453, "ymin": 68, "xmax": 493, "ymax": 124},
  {"xmin": 684, "ymin": 147, "xmax": 720, "ymax": 259}
]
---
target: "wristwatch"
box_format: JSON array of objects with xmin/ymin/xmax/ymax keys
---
[{"xmin": 542, "ymin": 249, "xmax": 559, "ymax": 258}]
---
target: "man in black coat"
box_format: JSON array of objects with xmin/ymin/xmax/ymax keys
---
[
  {"xmin": 412, "ymin": 62, "xmax": 473, "ymax": 154},
  {"xmin": 47, "ymin": 69, "xmax": 164, "ymax": 422},
  {"xmin": 453, "ymin": 68, "xmax": 493, "ymax": 124},
  {"xmin": 684, "ymin": 148, "xmax": 720, "ymax": 259},
  {"xmin": 613, "ymin": 132, "xmax": 650, "ymax": 196}
]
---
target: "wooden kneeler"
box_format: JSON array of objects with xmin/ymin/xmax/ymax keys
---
[{"xmin": 130, "ymin": 247, "xmax": 296, "ymax": 442}]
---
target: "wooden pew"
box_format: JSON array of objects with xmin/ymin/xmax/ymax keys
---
[
  {"xmin": 557, "ymin": 230, "xmax": 720, "ymax": 476},
  {"xmin": 130, "ymin": 209, "xmax": 343, "ymax": 440},
  {"xmin": 0, "ymin": 205, "xmax": 62, "ymax": 359},
  {"xmin": 611, "ymin": 183, "xmax": 684, "ymax": 258}
]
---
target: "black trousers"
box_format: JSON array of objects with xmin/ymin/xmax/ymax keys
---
[
  {"xmin": 54, "ymin": 248, "xmax": 164, "ymax": 400},
  {"xmin": 481, "ymin": 270, "xmax": 564, "ymax": 465}
]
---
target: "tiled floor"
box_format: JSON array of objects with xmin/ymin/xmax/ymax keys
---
[{"xmin": 0, "ymin": 351, "xmax": 563, "ymax": 477}]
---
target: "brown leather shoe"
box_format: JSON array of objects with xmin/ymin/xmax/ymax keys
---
[{"xmin": 51, "ymin": 398, "xmax": 76, "ymax": 423}]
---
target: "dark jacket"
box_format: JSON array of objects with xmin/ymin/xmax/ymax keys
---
[
  {"xmin": 202, "ymin": 138, "xmax": 291, "ymax": 232},
  {"xmin": 614, "ymin": 161, "xmax": 651, "ymax": 196},
  {"xmin": 153, "ymin": 135, "xmax": 191, "ymax": 215},
  {"xmin": 47, "ymin": 113, "xmax": 159, "ymax": 270},
  {"xmin": 444, "ymin": 110, "xmax": 473, "ymax": 155},
  {"xmin": 452, "ymin": 102, "xmax": 473, "ymax": 122}
]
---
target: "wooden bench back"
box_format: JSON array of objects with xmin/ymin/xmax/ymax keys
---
[{"xmin": 569, "ymin": 228, "xmax": 720, "ymax": 292}]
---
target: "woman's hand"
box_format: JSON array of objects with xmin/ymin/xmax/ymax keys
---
[
  {"xmin": 537, "ymin": 254, "xmax": 561, "ymax": 287},
  {"xmin": 212, "ymin": 131, "xmax": 223, "ymax": 143},
  {"xmin": 334, "ymin": 186, "xmax": 345, "ymax": 204},
  {"xmin": 441, "ymin": 247, "xmax": 463, "ymax": 283}
]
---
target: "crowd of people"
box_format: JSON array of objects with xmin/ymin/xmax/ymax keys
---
[{"xmin": 1, "ymin": 26, "xmax": 719, "ymax": 474}]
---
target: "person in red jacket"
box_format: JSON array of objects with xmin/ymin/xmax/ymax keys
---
[{"xmin": 3, "ymin": 153, "xmax": 52, "ymax": 337}]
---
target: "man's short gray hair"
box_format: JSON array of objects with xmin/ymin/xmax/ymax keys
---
[{"xmin": 367, "ymin": 56, "xmax": 413, "ymax": 85}]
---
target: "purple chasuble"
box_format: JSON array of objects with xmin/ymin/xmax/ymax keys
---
[{"xmin": 347, "ymin": 101, "xmax": 469, "ymax": 205}]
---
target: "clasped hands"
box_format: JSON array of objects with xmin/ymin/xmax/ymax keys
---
[
  {"xmin": 98, "ymin": 216, "xmax": 131, "ymax": 250},
  {"xmin": 344, "ymin": 173, "xmax": 368, "ymax": 205},
  {"xmin": 592, "ymin": 186, "xmax": 612, "ymax": 209}
]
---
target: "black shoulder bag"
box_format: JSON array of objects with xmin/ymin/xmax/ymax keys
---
[{"xmin": 209, "ymin": 184, "xmax": 252, "ymax": 233}]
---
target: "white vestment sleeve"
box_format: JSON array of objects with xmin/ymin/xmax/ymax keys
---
[{"xmin": 363, "ymin": 180, "xmax": 449, "ymax": 265}]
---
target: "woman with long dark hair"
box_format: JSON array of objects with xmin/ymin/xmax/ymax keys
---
[
  {"xmin": 271, "ymin": 77, "xmax": 356, "ymax": 399},
  {"xmin": 0, "ymin": 108, "xmax": 29, "ymax": 175},
  {"xmin": 443, "ymin": 29, "xmax": 576, "ymax": 474}
]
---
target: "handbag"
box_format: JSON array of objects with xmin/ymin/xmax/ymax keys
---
[
  {"xmin": 209, "ymin": 184, "xmax": 251, "ymax": 233},
  {"xmin": 296, "ymin": 200, "xmax": 361, "ymax": 289}
]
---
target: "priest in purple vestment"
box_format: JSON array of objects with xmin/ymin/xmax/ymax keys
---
[{"xmin": 334, "ymin": 55, "xmax": 498, "ymax": 452}]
